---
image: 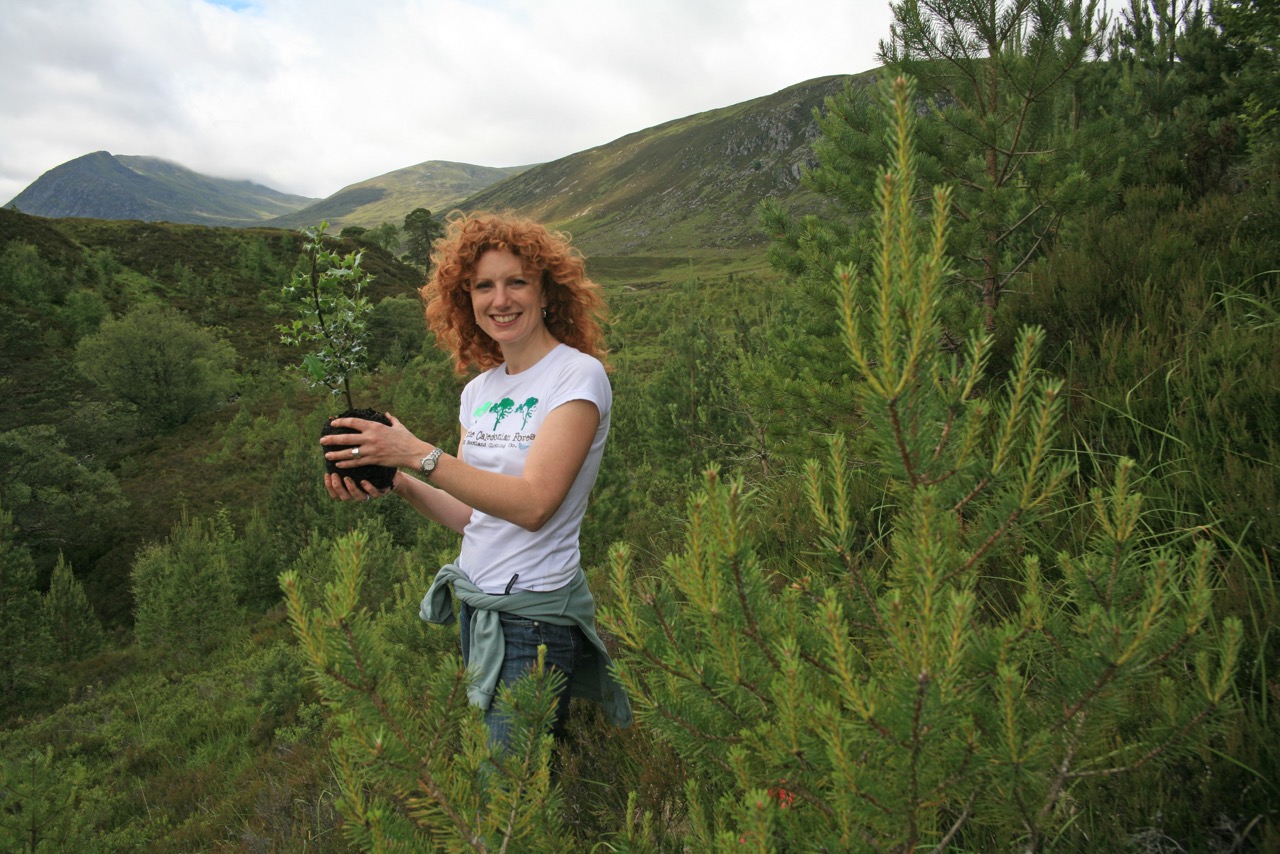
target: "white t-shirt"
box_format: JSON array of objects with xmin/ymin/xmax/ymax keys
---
[{"xmin": 456, "ymin": 343, "xmax": 611, "ymax": 593}]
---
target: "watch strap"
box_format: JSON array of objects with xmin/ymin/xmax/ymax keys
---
[{"xmin": 419, "ymin": 447, "xmax": 443, "ymax": 479}]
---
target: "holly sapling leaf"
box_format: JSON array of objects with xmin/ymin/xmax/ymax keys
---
[{"xmin": 302, "ymin": 353, "xmax": 328, "ymax": 385}]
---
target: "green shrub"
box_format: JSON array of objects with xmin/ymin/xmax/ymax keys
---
[
  {"xmin": 367, "ymin": 294, "xmax": 428, "ymax": 368},
  {"xmin": 41, "ymin": 554, "xmax": 105, "ymax": 663},
  {"xmin": 605, "ymin": 75, "xmax": 1243, "ymax": 852},
  {"xmin": 284, "ymin": 530, "xmax": 567, "ymax": 850},
  {"xmin": 0, "ymin": 505, "xmax": 50, "ymax": 712},
  {"xmin": 131, "ymin": 510, "xmax": 240, "ymax": 663},
  {"xmin": 0, "ymin": 242, "xmax": 71, "ymax": 307},
  {"xmin": 0, "ymin": 424, "xmax": 127, "ymax": 565},
  {"xmin": 0, "ymin": 747, "xmax": 94, "ymax": 852},
  {"xmin": 75, "ymin": 302, "xmax": 238, "ymax": 431}
]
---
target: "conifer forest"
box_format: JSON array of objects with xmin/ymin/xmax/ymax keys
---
[{"xmin": 2, "ymin": 1, "xmax": 1278, "ymax": 850}]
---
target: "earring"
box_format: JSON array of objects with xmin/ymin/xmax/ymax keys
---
[{"xmin": 542, "ymin": 306, "xmax": 548, "ymax": 320}]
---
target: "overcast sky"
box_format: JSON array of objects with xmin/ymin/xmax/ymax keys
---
[{"xmin": 0, "ymin": 0, "xmax": 895, "ymax": 204}]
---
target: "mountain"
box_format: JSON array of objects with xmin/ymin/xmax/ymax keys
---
[
  {"xmin": 4, "ymin": 152, "xmax": 526, "ymax": 232},
  {"xmin": 4, "ymin": 74, "xmax": 868, "ymax": 251},
  {"xmin": 4, "ymin": 152, "xmax": 318, "ymax": 225},
  {"xmin": 258, "ymin": 68, "xmax": 860, "ymax": 245},
  {"xmin": 260, "ymin": 161, "xmax": 532, "ymax": 231},
  {"xmin": 455, "ymin": 74, "xmax": 863, "ymax": 257}
]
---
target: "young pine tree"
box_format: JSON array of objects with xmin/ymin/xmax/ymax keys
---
[
  {"xmin": 282, "ymin": 530, "xmax": 568, "ymax": 852},
  {"xmin": 882, "ymin": 0, "xmax": 1112, "ymax": 330},
  {"xmin": 41, "ymin": 553, "xmax": 104, "ymax": 663},
  {"xmin": 130, "ymin": 509, "xmax": 239, "ymax": 665},
  {"xmin": 228, "ymin": 508, "xmax": 282, "ymax": 612},
  {"xmin": 0, "ymin": 505, "xmax": 50, "ymax": 711},
  {"xmin": 0, "ymin": 747, "xmax": 93, "ymax": 853},
  {"xmin": 604, "ymin": 75, "xmax": 1242, "ymax": 852},
  {"xmin": 765, "ymin": 0, "xmax": 1114, "ymax": 335}
]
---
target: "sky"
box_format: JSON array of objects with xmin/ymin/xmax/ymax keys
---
[{"xmin": 0, "ymin": 0, "xmax": 896, "ymax": 204}]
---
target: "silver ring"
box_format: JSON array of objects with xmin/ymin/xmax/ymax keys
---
[{"xmin": 351, "ymin": 446, "xmax": 360, "ymax": 459}]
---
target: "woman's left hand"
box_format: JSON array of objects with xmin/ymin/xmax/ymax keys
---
[
  {"xmin": 324, "ymin": 471, "xmax": 395, "ymax": 503},
  {"xmin": 321, "ymin": 413, "xmax": 428, "ymax": 470}
]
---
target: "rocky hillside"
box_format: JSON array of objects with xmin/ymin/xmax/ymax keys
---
[
  {"xmin": 3, "ymin": 153, "xmax": 524, "ymax": 233},
  {"xmin": 456, "ymin": 74, "xmax": 866, "ymax": 256},
  {"xmin": 5, "ymin": 152, "xmax": 318, "ymax": 225}
]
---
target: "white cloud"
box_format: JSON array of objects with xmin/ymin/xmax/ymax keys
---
[{"xmin": 0, "ymin": 0, "xmax": 894, "ymax": 203}]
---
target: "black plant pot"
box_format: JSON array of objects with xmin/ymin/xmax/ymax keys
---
[{"xmin": 321, "ymin": 408, "xmax": 397, "ymax": 491}]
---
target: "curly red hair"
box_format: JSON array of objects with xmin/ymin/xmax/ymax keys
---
[{"xmin": 421, "ymin": 211, "xmax": 609, "ymax": 374}]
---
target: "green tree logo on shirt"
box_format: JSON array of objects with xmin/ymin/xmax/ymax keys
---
[
  {"xmin": 489, "ymin": 398, "xmax": 516, "ymax": 428},
  {"xmin": 475, "ymin": 396, "xmax": 540, "ymax": 430},
  {"xmin": 515, "ymin": 397, "xmax": 539, "ymax": 429}
]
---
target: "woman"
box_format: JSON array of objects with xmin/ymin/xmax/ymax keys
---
[{"xmin": 320, "ymin": 211, "xmax": 631, "ymax": 746}]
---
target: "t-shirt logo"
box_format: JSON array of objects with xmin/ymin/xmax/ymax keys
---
[{"xmin": 474, "ymin": 396, "xmax": 540, "ymax": 430}]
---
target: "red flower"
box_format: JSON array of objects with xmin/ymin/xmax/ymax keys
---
[{"xmin": 768, "ymin": 781, "xmax": 795, "ymax": 810}]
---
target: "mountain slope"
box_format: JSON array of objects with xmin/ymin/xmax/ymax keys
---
[
  {"xmin": 456, "ymin": 74, "xmax": 867, "ymax": 257},
  {"xmin": 261, "ymin": 160, "xmax": 531, "ymax": 231},
  {"xmin": 5, "ymin": 152, "xmax": 318, "ymax": 225},
  {"xmin": 3, "ymin": 73, "xmax": 871, "ymax": 264}
]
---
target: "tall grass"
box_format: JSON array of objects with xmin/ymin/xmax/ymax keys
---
[{"xmin": 1006, "ymin": 182, "xmax": 1280, "ymax": 848}]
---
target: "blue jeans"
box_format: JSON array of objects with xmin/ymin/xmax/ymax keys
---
[{"xmin": 458, "ymin": 602, "xmax": 584, "ymax": 748}]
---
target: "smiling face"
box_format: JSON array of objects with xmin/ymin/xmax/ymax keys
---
[{"xmin": 468, "ymin": 248, "xmax": 553, "ymax": 365}]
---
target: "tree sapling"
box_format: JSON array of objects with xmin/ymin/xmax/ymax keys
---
[{"xmin": 279, "ymin": 223, "xmax": 396, "ymax": 490}]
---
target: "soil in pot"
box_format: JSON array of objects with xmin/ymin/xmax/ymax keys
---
[{"xmin": 321, "ymin": 408, "xmax": 398, "ymax": 491}]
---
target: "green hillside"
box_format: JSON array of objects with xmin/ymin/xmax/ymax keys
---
[
  {"xmin": 0, "ymin": 208, "xmax": 427, "ymax": 622},
  {"xmin": 460, "ymin": 74, "xmax": 862, "ymax": 276},
  {"xmin": 260, "ymin": 160, "xmax": 531, "ymax": 232},
  {"xmin": 0, "ymin": 5, "xmax": 1277, "ymax": 849}
]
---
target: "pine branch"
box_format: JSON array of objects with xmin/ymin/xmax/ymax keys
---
[
  {"xmin": 947, "ymin": 504, "xmax": 1024, "ymax": 583},
  {"xmin": 1034, "ymin": 735, "xmax": 1078, "ymax": 839},
  {"xmin": 729, "ymin": 550, "xmax": 781, "ymax": 673},
  {"xmin": 996, "ymin": 208, "xmax": 1062, "ymax": 286},
  {"xmin": 1067, "ymin": 704, "xmax": 1216, "ymax": 781},
  {"xmin": 931, "ymin": 789, "xmax": 979, "ymax": 854},
  {"xmin": 650, "ymin": 705, "xmax": 743, "ymax": 767},
  {"xmin": 330, "ymin": 616, "xmax": 482, "ymax": 846},
  {"xmin": 818, "ymin": 700, "xmax": 894, "ymax": 818},
  {"xmin": 820, "ymin": 594, "xmax": 895, "ymax": 741},
  {"xmin": 888, "ymin": 399, "xmax": 924, "ymax": 486},
  {"xmin": 1051, "ymin": 661, "xmax": 1118, "ymax": 733},
  {"xmin": 648, "ymin": 595, "xmax": 751, "ymax": 728},
  {"xmin": 951, "ymin": 474, "xmax": 992, "ymax": 516},
  {"xmin": 928, "ymin": 406, "xmax": 957, "ymax": 465},
  {"xmin": 905, "ymin": 670, "xmax": 932, "ymax": 850}
]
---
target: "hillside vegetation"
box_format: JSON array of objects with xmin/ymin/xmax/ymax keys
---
[
  {"xmin": 458, "ymin": 75, "xmax": 859, "ymax": 258},
  {"xmin": 0, "ymin": 1, "xmax": 1277, "ymax": 850},
  {"xmin": 260, "ymin": 161, "xmax": 532, "ymax": 232}
]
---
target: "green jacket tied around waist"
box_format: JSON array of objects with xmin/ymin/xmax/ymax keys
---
[{"xmin": 419, "ymin": 564, "xmax": 633, "ymax": 728}]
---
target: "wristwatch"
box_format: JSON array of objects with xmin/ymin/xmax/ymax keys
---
[{"xmin": 419, "ymin": 447, "xmax": 443, "ymax": 479}]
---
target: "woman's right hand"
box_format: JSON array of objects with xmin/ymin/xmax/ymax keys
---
[{"xmin": 322, "ymin": 413, "xmax": 431, "ymax": 472}]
